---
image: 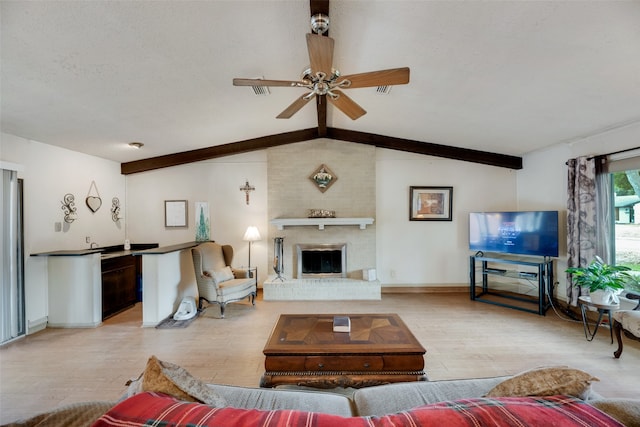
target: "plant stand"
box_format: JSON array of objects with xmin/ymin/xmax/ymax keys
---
[{"xmin": 578, "ymin": 296, "xmax": 619, "ymax": 343}]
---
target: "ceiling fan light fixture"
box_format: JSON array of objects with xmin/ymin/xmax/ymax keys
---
[
  {"xmin": 310, "ymin": 14, "xmax": 329, "ymax": 35},
  {"xmin": 233, "ymin": 17, "xmax": 409, "ymax": 122}
]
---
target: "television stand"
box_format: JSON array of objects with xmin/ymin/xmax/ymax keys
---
[{"xmin": 469, "ymin": 255, "xmax": 554, "ymax": 316}]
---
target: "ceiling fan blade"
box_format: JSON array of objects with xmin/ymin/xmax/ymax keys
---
[
  {"xmin": 233, "ymin": 78, "xmax": 305, "ymax": 87},
  {"xmin": 306, "ymin": 33, "xmax": 334, "ymax": 75},
  {"xmin": 276, "ymin": 93, "xmax": 315, "ymax": 119},
  {"xmin": 338, "ymin": 67, "xmax": 410, "ymax": 89},
  {"xmin": 328, "ymin": 90, "xmax": 366, "ymax": 120}
]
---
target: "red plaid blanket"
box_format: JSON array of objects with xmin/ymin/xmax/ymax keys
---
[{"xmin": 92, "ymin": 392, "xmax": 623, "ymax": 427}]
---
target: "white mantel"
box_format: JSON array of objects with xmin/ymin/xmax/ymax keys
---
[{"xmin": 271, "ymin": 217, "xmax": 374, "ymax": 230}]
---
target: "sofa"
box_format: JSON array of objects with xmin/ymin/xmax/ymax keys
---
[{"xmin": 5, "ymin": 356, "xmax": 640, "ymax": 427}]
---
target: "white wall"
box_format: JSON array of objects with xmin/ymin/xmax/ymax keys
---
[
  {"xmin": 10, "ymin": 122, "xmax": 635, "ymax": 330},
  {"xmin": 125, "ymin": 151, "xmax": 269, "ymax": 284},
  {"xmin": 0, "ymin": 131, "xmax": 522, "ymax": 327},
  {"xmin": 124, "ymin": 141, "xmax": 519, "ymax": 289},
  {"xmin": 516, "ymin": 121, "xmax": 640, "ymax": 300},
  {"xmin": 376, "ymin": 149, "xmax": 517, "ymax": 286},
  {"xmin": 267, "ymin": 140, "xmax": 377, "ymax": 279},
  {"xmin": 1, "ymin": 132, "xmax": 125, "ymax": 332}
]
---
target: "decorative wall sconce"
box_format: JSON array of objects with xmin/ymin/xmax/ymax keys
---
[
  {"xmin": 111, "ymin": 197, "xmax": 122, "ymax": 222},
  {"xmin": 239, "ymin": 180, "xmax": 255, "ymax": 205},
  {"xmin": 61, "ymin": 193, "xmax": 78, "ymax": 223}
]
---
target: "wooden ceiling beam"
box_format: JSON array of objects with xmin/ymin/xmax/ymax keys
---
[
  {"xmin": 121, "ymin": 127, "xmax": 522, "ymax": 174},
  {"xmin": 326, "ymin": 128, "xmax": 523, "ymax": 170},
  {"xmin": 120, "ymin": 127, "xmax": 522, "ymax": 175},
  {"xmin": 316, "ymin": 96, "xmax": 328, "ymax": 137},
  {"xmin": 120, "ymin": 128, "xmax": 318, "ymax": 175}
]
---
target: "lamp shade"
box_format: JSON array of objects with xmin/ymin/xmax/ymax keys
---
[{"xmin": 243, "ymin": 226, "xmax": 261, "ymax": 242}]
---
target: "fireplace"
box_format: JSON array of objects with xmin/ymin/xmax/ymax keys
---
[{"xmin": 296, "ymin": 243, "xmax": 347, "ymax": 278}]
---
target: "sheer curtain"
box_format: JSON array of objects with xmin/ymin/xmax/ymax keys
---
[
  {"xmin": 595, "ymin": 169, "xmax": 613, "ymax": 263},
  {"xmin": 565, "ymin": 156, "xmax": 610, "ymax": 306},
  {"xmin": 1, "ymin": 168, "xmax": 25, "ymax": 344}
]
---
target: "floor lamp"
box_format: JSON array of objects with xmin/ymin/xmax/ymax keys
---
[{"xmin": 243, "ymin": 226, "xmax": 261, "ymax": 268}]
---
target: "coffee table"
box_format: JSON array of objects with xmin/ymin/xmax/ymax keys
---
[{"xmin": 260, "ymin": 313, "xmax": 426, "ymax": 388}]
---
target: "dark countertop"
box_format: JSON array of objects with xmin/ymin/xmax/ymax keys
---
[
  {"xmin": 131, "ymin": 241, "xmax": 205, "ymax": 255},
  {"xmin": 30, "ymin": 242, "xmax": 209, "ymax": 257},
  {"xmin": 31, "ymin": 243, "xmax": 159, "ymax": 257},
  {"xmin": 31, "ymin": 248, "xmax": 103, "ymax": 257}
]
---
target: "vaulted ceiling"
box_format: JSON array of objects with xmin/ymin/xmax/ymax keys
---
[{"xmin": 2, "ymin": 1, "xmax": 639, "ymax": 173}]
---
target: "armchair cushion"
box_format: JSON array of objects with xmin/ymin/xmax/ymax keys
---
[
  {"xmin": 211, "ymin": 266, "xmax": 234, "ymax": 284},
  {"xmin": 196, "ymin": 242, "xmax": 228, "ymax": 274}
]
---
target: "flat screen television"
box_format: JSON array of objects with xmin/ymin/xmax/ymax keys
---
[{"xmin": 469, "ymin": 211, "xmax": 559, "ymax": 257}]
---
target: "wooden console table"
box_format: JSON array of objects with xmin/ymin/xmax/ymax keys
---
[{"xmin": 260, "ymin": 313, "xmax": 426, "ymax": 388}]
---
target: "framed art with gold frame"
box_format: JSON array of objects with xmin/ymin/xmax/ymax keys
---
[
  {"xmin": 309, "ymin": 164, "xmax": 337, "ymax": 193},
  {"xmin": 409, "ymin": 186, "xmax": 453, "ymax": 221}
]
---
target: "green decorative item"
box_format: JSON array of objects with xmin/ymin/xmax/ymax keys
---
[
  {"xmin": 566, "ymin": 256, "xmax": 632, "ymax": 304},
  {"xmin": 195, "ymin": 202, "xmax": 210, "ymax": 242}
]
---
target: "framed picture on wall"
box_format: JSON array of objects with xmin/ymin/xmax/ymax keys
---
[
  {"xmin": 409, "ymin": 186, "xmax": 453, "ymax": 221},
  {"xmin": 194, "ymin": 201, "xmax": 210, "ymax": 241},
  {"xmin": 165, "ymin": 200, "xmax": 188, "ymax": 227}
]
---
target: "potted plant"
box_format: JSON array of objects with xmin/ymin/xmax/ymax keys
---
[{"xmin": 566, "ymin": 256, "xmax": 633, "ymax": 305}]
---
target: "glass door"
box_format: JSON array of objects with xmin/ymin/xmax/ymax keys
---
[{"xmin": 1, "ymin": 169, "xmax": 25, "ymax": 344}]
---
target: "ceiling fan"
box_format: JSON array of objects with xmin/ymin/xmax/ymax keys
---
[{"xmin": 233, "ymin": 13, "xmax": 410, "ymax": 121}]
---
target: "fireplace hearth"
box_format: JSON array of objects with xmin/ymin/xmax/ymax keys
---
[{"xmin": 296, "ymin": 243, "xmax": 346, "ymax": 278}]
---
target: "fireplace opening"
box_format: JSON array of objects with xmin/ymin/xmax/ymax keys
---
[{"xmin": 296, "ymin": 243, "xmax": 347, "ymax": 278}]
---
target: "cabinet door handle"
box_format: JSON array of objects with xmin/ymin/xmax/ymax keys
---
[
  {"xmin": 317, "ymin": 363, "xmax": 324, "ymax": 369},
  {"xmin": 363, "ymin": 363, "xmax": 370, "ymax": 368}
]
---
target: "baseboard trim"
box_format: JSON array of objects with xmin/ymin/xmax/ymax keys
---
[
  {"xmin": 47, "ymin": 322, "xmax": 102, "ymax": 328},
  {"xmin": 27, "ymin": 317, "xmax": 48, "ymax": 335},
  {"xmin": 382, "ymin": 286, "xmax": 468, "ymax": 294}
]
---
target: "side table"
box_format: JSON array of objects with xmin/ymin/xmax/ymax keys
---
[
  {"xmin": 578, "ymin": 296, "xmax": 619, "ymax": 343},
  {"xmin": 239, "ymin": 266, "xmax": 257, "ymax": 282}
]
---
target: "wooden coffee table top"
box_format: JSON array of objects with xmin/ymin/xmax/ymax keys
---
[{"xmin": 263, "ymin": 313, "xmax": 426, "ymax": 355}]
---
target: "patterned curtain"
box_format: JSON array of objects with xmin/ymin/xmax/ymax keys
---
[{"xmin": 566, "ymin": 157, "xmax": 598, "ymax": 306}]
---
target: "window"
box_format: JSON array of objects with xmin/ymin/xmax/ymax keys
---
[{"xmin": 611, "ymin": 168, "xmax": 640, "ymax": 292}]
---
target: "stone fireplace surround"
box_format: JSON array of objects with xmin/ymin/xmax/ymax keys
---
[
  {"xmin": 262, "ymin": 220, "xmax": 381, "ymax": 301},
  {"xmin": 264, "ymin": 140, "xmax": 380, "ymax": 300}
]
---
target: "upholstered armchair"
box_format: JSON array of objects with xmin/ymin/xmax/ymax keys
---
[
  {"xmin": 191, "ymin": 242, "xmax": 257, "ymax": 318},
  {"xmin": 613, "ymin": 291, "xmax": 640, "ymax": 358}
]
